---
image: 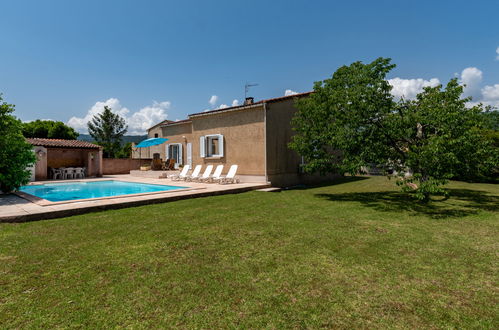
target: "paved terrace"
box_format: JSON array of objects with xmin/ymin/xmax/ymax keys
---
[{"xmin": 0, "ymin": 175, "xmax": 270, "ymax": 223}]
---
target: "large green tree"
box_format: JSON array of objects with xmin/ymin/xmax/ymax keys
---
[
  {"xmin": 290, "ymin": 58, "xmax": 498, "ymax": 201},
  {"xmin": 87, "ymin": 106, "xmax": 128, "ymax": 158},
  {"xmin": 0, "ymin": 95, "xmax": 36, "ymax": 193},
  {"xmin": 114, "ymin": 142, "xmax": 133, "ymax": 159},
  {"xmin": 22, "ymin": 120, "xmax": 79, "ymax": 140}
]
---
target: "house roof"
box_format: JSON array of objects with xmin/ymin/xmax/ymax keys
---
[
  {"xmin": 150, "ymin": 91, "xmax": 312, "ymax": 130},
  {"xmin": 256, "ymin": 91, "xmax": 313, "ymax": 104},
  {"xmin": 148, "ymin": 119, "xmax": 175, "ymax": 131},
  {"xmin": 26, "ymin": 138, "xmax": 101, "ymax": 149},
  {"xmin": 188, "ymin": 103, "xmax": 263, "ymax": 118},
  {"xmin": 188, "ymin": 91, "xmax": 312, "ymax": 118},
  {"xmin": 160, "ymin": 119, "xmax": 192, "ymax": 127}
]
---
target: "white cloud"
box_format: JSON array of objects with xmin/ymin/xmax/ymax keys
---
[
  {"xmin": 388, "ymin": 67, "xmax": 499, "ymax": 109},
  {"xmin": 388, "ymin": 78, "xmax": 440, "ymax": 100},
  {"xmin": 208, "ymin": 97, "xmax": 239, "ymax": 110},
  {"xmin": 284, "ymin": 89, "xmax": 298, "ymax": 96},
  {"xmin": 127, "ymin": 101, "xmax": 170, "ymax": 134},
  {"xmin": 67, "ymin": 98, "xmax": 170, "ymax": 135},
  {"xmin": 482, "ymin": 84, "xmax": 499, "ymax": 101},
  {"xmin": 496, "ymin": 47, "xmax": 499, "ymax": 61},
  {"xmin": 209, "ymin": 95, "xmax": 218, "ymax": 106},
  {"xmin": 480, "ymin": 84, "xmax": 499, "ymax": 109},
  {"xmin": 460, "ymin": 67, "xmax": 483, "ymax": 99}
]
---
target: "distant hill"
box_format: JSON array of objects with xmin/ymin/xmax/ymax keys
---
[{"xmin": 78, "ymin": 134, "xmax": 147, "ymax": 145}]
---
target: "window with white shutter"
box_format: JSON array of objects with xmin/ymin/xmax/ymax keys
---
[
  {"xmin": 200, "ymin": 136, "xmax": 206, "ymax": 157},
  {"xmin": 204, "ymin": 134, "xmax": 224, "ymax": 158},
  {"xmin": 216, "ymin": 134, "xmax": 224, "ymax": 157}
]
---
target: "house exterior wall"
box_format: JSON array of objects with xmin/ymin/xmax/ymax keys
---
[
  {"xmin": 189, "ymin": 106, "xmax": 266, "ymax": 176},
  {"xmin": 137, "ymin": 107, "xmax": 266, "ymax": 176},
  {"xmin": 34, "ymin": 146, "xmax": 47, "ymax": 181},
  {"xmin": 132, "ymin": 123, "xmax": 192, "ymax": 161},
  {"xmin": 47, "ymin": 148, "xmax": 86, "ymax": 168},
  {"xmin": 265, "ymin": 99, "xmax": 301, "ymax": 176},
  {"xmin": 160, "ymin": 123, "xmax": 193, "ymax": 164},
  {"xmin": 136, "ymin": 94, "xmax": 337, "ymax": 186},
  {"xmin": 265, "ymin": 98, "xmax": 339, "ymax": 186}
]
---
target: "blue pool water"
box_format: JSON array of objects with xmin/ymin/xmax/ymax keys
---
[{"xmin": 20, "ymin": 180, "xmax": 186, "ymax": 202}]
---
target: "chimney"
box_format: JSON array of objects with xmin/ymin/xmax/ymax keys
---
[{"xmin": 244, "ymin": 97, "xmax": 254, "ymax": 105}]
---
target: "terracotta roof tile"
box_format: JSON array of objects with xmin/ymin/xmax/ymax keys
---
[
  {"xmin": 26, "ymin": 138, "xmax": 101, "ymax": 149},
  {"xmin": 257, "ymin": 91, "xmax": 313, "ymax": 104},
  {"xmin": 148, "ymin": 119, "xmax": 175, "ymax": 130},
  {"xmin": 160, "ymin": 119, "xmax": 192, "ymax": 127},
  {"xmin": 187, "ymin": 91, "xmax": 312, "ymax": 118}
]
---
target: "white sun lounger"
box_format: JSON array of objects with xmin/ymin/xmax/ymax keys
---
[
  {"xmin": 193, "ymin": 165, "xmax": 213, "ymax": 182},
  {"xmin": 185, "ymin": 165, "xmax": 203, "ymax": 181},
  {"xmin": 199, "ymin": 164, "xmax": 224, "ymax": 183},
  {"xmin": 169, "ymin": 165, "xmax": 190, "ymax": 181},
  {"xmin": 217, "ymin": 165, "xmax": 239, "ymax": 184}
]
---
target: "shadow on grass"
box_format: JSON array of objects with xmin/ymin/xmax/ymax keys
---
[
  {"xmin": 285, "ymin": 176, "xmax": 369, "ymax": 190},
  {"xmin": 315, "ymin": 188, "xmax": 499, "ymax": 219}
]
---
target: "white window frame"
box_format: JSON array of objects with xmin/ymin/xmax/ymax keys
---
[
  {"xmin": 166, "ymin": 143, "xmax": 183, "ymax": 166},
  {"xmin": 200, "ymin": 134, "xmax": 224, "ymax": 158}
]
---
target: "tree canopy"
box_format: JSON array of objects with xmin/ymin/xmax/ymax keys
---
[
  {"xmin": 0, "ymin": 95, "xmax": 36, "ymax": 193},
  {"xmin": 22, "ymin": 120, "xmax": 79, "ymax": 140},
  {"xmin": 87, "ymin": 106, "xmax": 128, "ymax": 158},
  {"xmin": 290, "ymin": 58, "xmax": 498, "ymax": 201}
]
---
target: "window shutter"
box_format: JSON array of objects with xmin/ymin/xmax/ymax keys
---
[
  {"xmin": 217, "ymin": 134, "xmax": 224, "ymax": 157},
  {"xmin": 166, "ymin": 144, "xmax": 170, "ymax": 159},
  {"xmin": 178, "ymin": 143, "xmax": 183, "ymax": 165},
  {"xmin": 199, "ymin": 136, "xmax": 206, "ymax": 157}
]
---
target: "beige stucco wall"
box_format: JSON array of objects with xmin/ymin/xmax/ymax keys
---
[
  {"xmin": 137, "ymin": 96, "xmax": 336, "ymax": 185},
  {"xmin": 265, "ymin": 98, "xmax": 302, "ymax": 176},
  {"xmin": 34, "ymin": 146, "xmax": 47, "ymax": 181},
  {"xmin": 134, "ymin": 107, "xmax": 266, "ymax": 176},
  {"xmin": 190, "ymin": 106, "xmax": 266, "ymax": 176},
  {"xmin": 265, "ymin": 97, "xmax": 339, "ymax": 186},
  {"xmin": 132, "ymin": 123, "xmax": 192, "ymax": 161},
  {"xmin": 160, "ymin": 123, "xmax": 193, "ymax": 164}
]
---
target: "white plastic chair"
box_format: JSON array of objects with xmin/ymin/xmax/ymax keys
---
[
  {"xmin": 51, "ymin": 168, "xmax": 63, "ymax": 180},
  {"xmin": 184, "ymin": 165, "xmax": 202, "ymax": 181},
  {"xmin": 217, "ymin": 165, "xmax": 239, "ymax": 184},
  {"xmin": 193, "ymin": 165, "xmax": 213, "ymax": 182},
  {"xmin": 200, "ymin": 165, "xmax": 224, "ymax": 183},
  {"xmin": 63, "ymin": 167, "xmax": 75, "ymax": 180},
  {"xmin": 74, "ymin": 167, "xmax": 85, "ymax": 179},
  {"xmin": 169, "ymin": 165, "xmax": 190, "ymax": 181}
]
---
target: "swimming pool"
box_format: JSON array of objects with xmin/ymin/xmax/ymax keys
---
[{"xmin": 20, "ymin": 180, "xmax": 186, "ymax": 202}]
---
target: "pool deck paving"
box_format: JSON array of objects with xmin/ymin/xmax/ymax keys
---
[{"xmin": 0, "ymin": 175, "xmax": 270, "ymax": 223}]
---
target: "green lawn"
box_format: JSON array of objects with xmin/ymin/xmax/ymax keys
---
[{"xmin": 1, "ymin": 177, "xmax": 498, "ymax": 328}]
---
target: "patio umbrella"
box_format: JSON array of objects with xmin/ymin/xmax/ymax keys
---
[
  {"xmin": 135, "ymin": 137, "xmax": 168, "ymax": 148},
  {"xmin": 135, "ymin": 137, "xmax": 168, "ymax": 160}
]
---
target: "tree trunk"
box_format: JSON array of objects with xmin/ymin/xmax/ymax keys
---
[{"xmin": 419, "ymin": 174, "xmax": 430, "ymax": 203}]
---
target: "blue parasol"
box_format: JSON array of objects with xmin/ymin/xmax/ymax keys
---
[
  {"xmin": 135, "ymin": 137, "xmax": 168, "ymax": 161},
  {"xmin": 135, "ymin": 137, "xmax": 168, "ymax": 148}
]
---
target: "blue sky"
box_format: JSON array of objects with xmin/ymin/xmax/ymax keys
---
[{"xmin": 1, "ymin": 0, "xmax": 498, "ymax": 134}]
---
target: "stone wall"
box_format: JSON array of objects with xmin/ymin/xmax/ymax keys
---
[{"xmin": 102, "ymin": 158, "xmax": 152, "ymax": 175}]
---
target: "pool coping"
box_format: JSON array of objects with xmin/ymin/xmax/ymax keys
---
[
  {"xmin": 15, "ymin": 180, "xmax": 201, "ymax": 206},
  {"xmin": 1, "ymin": 176, "xmax": 271, "ymax": 223}
]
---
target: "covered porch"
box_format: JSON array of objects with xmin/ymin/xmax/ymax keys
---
[{"xmin": 27, "ymin": 138, "xmax": 103, "ymax": 181}]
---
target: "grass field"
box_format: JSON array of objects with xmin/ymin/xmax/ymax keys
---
[{"xmin": 0, "ymin": 176, "xmax": 497, "ymax": 328}]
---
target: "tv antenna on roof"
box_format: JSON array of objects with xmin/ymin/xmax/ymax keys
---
[{"xmin": 245, "ymin": 82, "xmax": 259, "ymax": 99}]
